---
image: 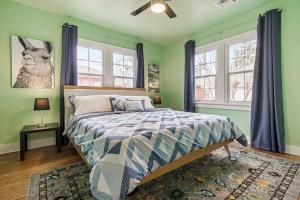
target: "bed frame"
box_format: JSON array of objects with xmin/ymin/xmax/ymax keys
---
[{"xmin": 64, "ymin": 85, "xmax": 233, "ymax": 188}]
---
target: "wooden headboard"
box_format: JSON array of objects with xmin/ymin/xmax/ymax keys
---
[{"xmin": 64, "ymin": 85, "xmax": 148, "ymax": 127}]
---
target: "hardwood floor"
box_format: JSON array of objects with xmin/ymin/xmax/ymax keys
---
[
  {"xmin": 0, "ymin": 144, "xmax": 299, "ymax": 200},
  {"xmin": 0, "ymin": 146, "xmax": 81, "ymax": 200}
]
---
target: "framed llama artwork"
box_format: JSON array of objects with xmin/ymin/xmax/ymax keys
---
[{"xmin": 11, "ymin": 35, "xmax": 55, "ymax": 89}]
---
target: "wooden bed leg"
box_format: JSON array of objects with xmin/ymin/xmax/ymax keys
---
[
  {"xmin": 224, "ymin": 144, "xmax": 231, "ymax": 158},
  {"xmin": 68, "ymin": 140, "xmax": 72, "ymax": 147},
  {"xmin": 224, "ymin": 143, "xmax": 236, "ymax": 161}
]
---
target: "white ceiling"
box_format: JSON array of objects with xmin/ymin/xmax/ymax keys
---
[{"xmin": 13, "ymin": 0, "xmax": 274, "ymax": 45}]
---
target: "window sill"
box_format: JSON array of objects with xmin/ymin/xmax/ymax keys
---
[{"xmin": 195, "ymin": 103, "xmax": 251, "ymax": 111}]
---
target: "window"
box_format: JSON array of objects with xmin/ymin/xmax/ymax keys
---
[
  {"xmin": 195, "ymin": 50, "xmax": 217, "ymax": 101},
  {"xmin": 228, "ymin": 40, "xmax": 256, "ymax": 102},
  {"xmin": 77, "ymin": 46, "xmax": 103, "ymax": 87},
  {"xmin": 195, "ymin": 31, "xmax": 256, "ymax": 110},
  {"xmin": 77, "ymin": 39, "xmax": 137, "ymax": 88},
  {"xmin": 113, "ymin": 53, "xmax": 135, "ymax": 88}
]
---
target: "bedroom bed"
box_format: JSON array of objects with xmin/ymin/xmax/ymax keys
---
[{"xmin": 63, "ymin": 85, "xmax": 247, "ymax": 200}]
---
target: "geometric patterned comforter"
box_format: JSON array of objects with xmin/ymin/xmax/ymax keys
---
[{"xmin": 64, "ymin": 108, "xmax": 247, "ymax": 200}]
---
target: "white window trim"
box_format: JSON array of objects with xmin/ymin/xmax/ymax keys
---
[
  {"xmin": 77, "ymin": 38, "xmax": 137, "ymax": 87},
  {"xmin": 195, "ymin": 30, "xmax": 256, "ymax": 111},
  {"xmin": 195, "ymin": 103, "xmax": 251, "ymax": 111}
]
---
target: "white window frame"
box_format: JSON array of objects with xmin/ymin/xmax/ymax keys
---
[
  {"xmin": 112, "ymin": 51, "xmax": 136, "ymax": 88},
  {"xmin": 195, "ymin": 30, "xmax": 256, "ymax": 111},
  {"xmin": 195, "ymin": 45, "xmax": 220, "ymax": 104},
  {"xmin": 77, "ymin": 38, "xmax": 137, "ymax": 87},
  {"xmin": 77, "ymin": 43, "xmax": 104, "ymax": 87}
]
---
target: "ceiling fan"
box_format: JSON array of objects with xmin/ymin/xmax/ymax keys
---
[{"xmin": 131, "ymin": 0, "xmax": 177, "ymax": 18}]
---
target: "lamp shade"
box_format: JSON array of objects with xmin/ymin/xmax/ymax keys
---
[
  {"xmin": 34, "ymin": 98, "xmax": 50, "ymax": 110},
  {"xmin": 153, "ymin": 96, "xmax": 162, "ymax": 105}
]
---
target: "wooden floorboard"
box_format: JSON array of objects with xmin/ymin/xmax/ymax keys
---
[
  {"xmin": 0, "ymin": 144, "xmax": 299, "ymax": 200},
  {"xmin": 0, "ymin": 146, "xmax": 81, "ymax": 200}
]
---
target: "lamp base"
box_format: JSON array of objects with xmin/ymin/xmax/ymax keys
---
[{"xmin": 37, "ymin": 123, "xmax": 47, "ymax": 128}]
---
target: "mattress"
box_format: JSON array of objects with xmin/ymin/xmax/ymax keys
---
[{"xmin": 64, "ymin": 108, "xmax": 247, "ymax": 200}]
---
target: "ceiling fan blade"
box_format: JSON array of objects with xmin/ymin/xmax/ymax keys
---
[
  {"xmin": 165, "ymin": 3, "xmax": 177, "ymax": 18},
  {"xmin": 131, "ymin": 2, "xmax": 151, "ymax": 16}
]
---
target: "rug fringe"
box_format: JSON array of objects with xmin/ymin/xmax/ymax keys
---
[{"xmin": 27, "ymin": 173, "xmax": 41, "ymax": 200}]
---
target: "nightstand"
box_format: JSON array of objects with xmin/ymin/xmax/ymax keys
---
[{"xmin": 20, "ymin": 123, "xmax": 61, "ymax": 161}]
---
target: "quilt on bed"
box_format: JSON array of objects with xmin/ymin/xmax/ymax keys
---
[{"xmin": 64, "ymin": 108, "xmax": 247, "ymax": 200}]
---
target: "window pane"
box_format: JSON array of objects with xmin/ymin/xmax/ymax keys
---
[
  {"xmin": 89, "ymin": 49, "xmax": 102, "ymax": 62},
  {"xmin": 245, "ymin": 72, "xmax": 253, "ymax": 101},
  {"xmin": 195, "ymin": 50, "xmax": 216, "ymax": 76},
  {"xmin": 195, "ymin": 78, "xmax": 205, "ymax": 101},
  {"xmin": 195, "ymin": 53, "xmax": 205, "ymax": 65},
  {"xmin": 206, "ymin": 63, "xmax": 216, "ymax": 75},
  {"xmin": 229, "ymin": 73, "xmax": 245, "ymax": 101},
  {"xmin": 113, "ymin": 65, "xmax": 124, "ymax": 76},
  {"xmin": 77, "ymin": 46, "xmax": 88, "ymax": 60},
  {"xmin": 229, "ymin": 43, "xmax": 245, "ymax": 59},
  {"xmin": 206, "ymin": 51, "xmax": 216, "ymax": 63},
  {"xmin": 113, "ymin": 53, "xmax": 123, "ymax": 65},
  {"xmin": 245, "ymin": 72, "xmax": 253, "ymax": 88},
  {"xmin": 245, "ymin": 56, "xmax": 255, "ymax": 71},
  {"xmin": 204, "ymin": 76, "xmax": 216, "ymax": 101},
  {"xmin": 195, "ymin": 65, "xmax": 201, "ymax": 77},
  {"xmin": 124, "ymin": 56, "xmax": 133, "ymax": 66},
  {"xmin": 78, "ymin": 74, "xmax": 102, "ymax": 87},
  {"xmin": 89, "ymin": 61, "xmax": 102, "ymax": 74},
  {"xmin": 245, "ymin": 40, "xmax": 257, "ymax": 58},
  {"xmin": 246, "ymin": 88, "xmax": 252, "ymax": 101},
  {"xmin": 229, "ymin": 58, "xmax": 245, "ymax": 72},
  {"xmin": 229, "ymin": 39, "xmax": 256, "ymax": 73},
  {"xmin": 205, "ymin": 76, "xmax": 215, "ymax": 89},
  {"xmin": 228, "ymin": 39, "xmax": 256, "ymax": 102},
  {"xmin": 204, "ymin": 88, "xmax": 215, "ymax": 101},
  {"xmin": 124, "ymin": 66, "xmax": 134, "ymax": 78},
  {"xmin": 195, "ymin": 76, "xmax": 215, "ymax": 101},
  {"xmin": 113, "ymin": 52, "xmax": 135, "ymax": 88},
  {"xmin": 77, "ymin": 60, "xmax": 89, "ymax": 73},
  {"xmin": 199, "ymin": 64, "xmax": 206, "ymax": 76},
  {"xmin": 114, "ymin": 78, "xmax": 133, "ymax": 88},
  {"xmin": 195, "ymin": 49, "xmax": 217, "ymax": 102}
]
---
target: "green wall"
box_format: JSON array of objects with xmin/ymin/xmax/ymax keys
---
[
  {"xmin": 0, "ymin": 0, "xmax": 299, "ymax": 148},
  {"xmin": 0, "ymin": 0, "xmax": 164, "ymax": 145},
  {"xmin": 161, "ymin": 0, "xmax": 300, "ymax": 147}
]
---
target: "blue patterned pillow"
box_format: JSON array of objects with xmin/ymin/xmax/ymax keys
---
[
  {"xmin": 123, "ymin": 100, "xmax": 145, "ymax": 112},
  {"xmin": 110, "ymin": 97, "xmax": 125, "ymax": 111}
]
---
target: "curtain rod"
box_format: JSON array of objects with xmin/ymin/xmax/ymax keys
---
[
  {"xmin": 193, "ymin": 18, "xmax": 255, "ymax": 42},
  {"xmin": 261, "ymin": 8, "xmax": 283, "ymax": 16},
  {"xmin": 60, "ymin": 23, "xmax": 139, "ymax": 45},
  {"xmin": 193, "ymin": 8, "xmax": 283, "ymax": 42}
]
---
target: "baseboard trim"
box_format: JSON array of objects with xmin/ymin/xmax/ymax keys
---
[
  {"xmin": 246, "ymin": 136, "xmax": 300, "ymax": 156},
  {"xmin": 0, "ymin": 137, "xmax": 56, "ymax": 155},
  {"xmin": 285, "ymin": 145, "xmax": 300, "ymax": 156}
]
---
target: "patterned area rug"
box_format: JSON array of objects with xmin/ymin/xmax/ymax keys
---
[{"xmin": 27, "ymin": 144, "xmax": 300, "ymax": 200}]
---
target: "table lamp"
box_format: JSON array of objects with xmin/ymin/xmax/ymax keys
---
[
  {"xmin": 153, "ymin": 96, "xmax": 162, "ymax": 108},
  {"xmin": 34, "ymin": 98, "xmax": 50, "ymax": 128}
]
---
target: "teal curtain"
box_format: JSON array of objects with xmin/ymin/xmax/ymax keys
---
[
  {"xmin": 251, "ymin": 10, "xmax": 285, "ymax": 153},
  {"xmin": 184, "ymin": 40, "xmax": 196, "ymax": 112},
  {"xmin": 60, "ymin": 23, "xmax": 78, "ymax": 144}
]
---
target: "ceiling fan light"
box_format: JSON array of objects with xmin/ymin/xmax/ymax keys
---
[{"xmin": 151, "ymin": 0, "xmax": 166, "ymax": 13}]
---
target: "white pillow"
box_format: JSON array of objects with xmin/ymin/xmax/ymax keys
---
[
  {"xmin": 72, "ymin": 95, "xmax": 112, "ymax": 115},
  {"xmin": 121, "ymin": 96, "xmax": 154, "ymax": 109}
]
